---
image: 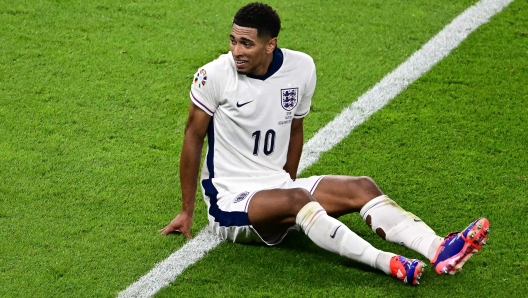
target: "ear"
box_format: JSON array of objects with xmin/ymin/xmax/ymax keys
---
[{"xmin": 266, "ymin": 37, "xmax": 277, "ymax": 54}]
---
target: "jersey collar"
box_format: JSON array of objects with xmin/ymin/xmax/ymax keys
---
[{"xmin": 246, "ymin": 47, "xmax": 283, "ymax": 81}]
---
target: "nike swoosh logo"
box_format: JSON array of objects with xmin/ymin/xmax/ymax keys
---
[
  {"xmin": 330, "ymin": 225, "xmax": 342, "ymax": 238},
  {"xmin": 236, "ymin": 100, "xmax": 254, "ymax": 108},
  {"xmin": 414, "ymin": 219, "xmax": 422, "ymax": 222}
]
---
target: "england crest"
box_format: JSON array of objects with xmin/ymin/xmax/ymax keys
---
[
  {"xmin": 281, "ymin": 88, "xmax": 298, "ymax": 111},
  {"xmin": 234, "ymin": 191, "xmax": 249, "ymax": 203}
]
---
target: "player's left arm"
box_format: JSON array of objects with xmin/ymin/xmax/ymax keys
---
[
  {"xmin": 284, "ymin": 117, "xmax": 304, "ymax": 179},
  {"xmin": 284, "ymin": 55, "xmax": 315, "ymax": 179}
]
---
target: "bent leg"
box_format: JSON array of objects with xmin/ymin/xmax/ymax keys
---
[
  {"xmin": 249, "ymin": 188, "xmax": 382, "ymax": 267},
  {"xmin": 247, "ymin": 188, "xmax": 312, "ymax": 243},
  {"xmin": 312, "ymin": 175, "xmax": 442, "ymax": 260},
  {"xmin": 312, "ymin": 175, "xmax": 383, "ymax": 217},
  {"xmin": 247, "ymin": 187, "xmax": 425, "ymax": 284}
]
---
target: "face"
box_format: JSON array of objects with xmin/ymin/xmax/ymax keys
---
[{"xmin": 229, "ymin": 24, "xmax": 277, "ymax": 76}]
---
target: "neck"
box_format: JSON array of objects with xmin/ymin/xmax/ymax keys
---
[{"xmin": 252, "ymin": 53, "xmax": 274, "ymax": 76}]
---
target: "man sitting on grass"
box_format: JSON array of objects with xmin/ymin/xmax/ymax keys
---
[{"xmin": 160, "ymin": 2, "xmax": 489, "ymax": 286}]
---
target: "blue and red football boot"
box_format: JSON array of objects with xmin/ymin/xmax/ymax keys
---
[
  {"xmin": 390, "ymin": 255, "xmax": 426, "ymax": 285},
  {"xmin": 431, "ymin": 217, "xmax": 490, "ymax": 274}
]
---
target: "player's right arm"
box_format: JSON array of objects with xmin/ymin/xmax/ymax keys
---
[{"xmin": 159, "ymin": 102, "xmax": 211, "ymax": 238}]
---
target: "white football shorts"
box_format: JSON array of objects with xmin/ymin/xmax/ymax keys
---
[{"xmin": 204, "ymin": 175, "xmax": 324, "ymax": 246}]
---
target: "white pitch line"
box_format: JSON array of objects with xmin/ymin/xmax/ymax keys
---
[
  {"xmin": 298, "ymin": 0, "xmax": 514, "ymax": 173},
  {"xmin": 118, "ymin": 0, "xmax": 514, "ymax": 296},
  {"xmin": 117, "ymin": 229, "xmax": 222, "ymax": 298}
]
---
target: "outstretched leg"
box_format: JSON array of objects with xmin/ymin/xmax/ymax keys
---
[
  {"xmin": 312, "ymin": 175, "xmax": 489, "ymax": 274},
  {"xmin": 359, "ymin": 195, "xmax": 443, "ymax": 260},
  {"xmin": 313, "ymin": 175, "xmax": 442, "ymax": 260}
]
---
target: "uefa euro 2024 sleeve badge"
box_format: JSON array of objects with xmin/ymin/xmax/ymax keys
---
[
  {"xmin": 193, "ymin": 69, "xmax": 207, "ymax": 88},
  {"xmin": 281, "ymin": 88, "xmax": 298, "ymax": 111}
]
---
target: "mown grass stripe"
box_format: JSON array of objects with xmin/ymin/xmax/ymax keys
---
[{"xmin": 118, "ymin": 0, "xmax": 514, "ymax": 296}]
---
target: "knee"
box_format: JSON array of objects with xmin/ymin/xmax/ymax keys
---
[
  {"xmin": 355, "ymin": 176, "xmax": 379, "ymax": 191},
  {"xmin": 287, "ymin": 188, "xmax": 315, "ymax": 214},
  {"xmin": 348, "ymin": 176, "xmax": 383, "ymax": 206}
]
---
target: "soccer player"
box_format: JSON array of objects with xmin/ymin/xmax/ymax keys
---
[{"xmin": 160, "ymin": 2, "xmax": 489, "ymax": 285}]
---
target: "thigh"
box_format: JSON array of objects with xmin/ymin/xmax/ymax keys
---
[
  {"xmin": 247, "ymin": 176, "xmax": 325, "ymax": 234},
  {"xmin": 248, "ymin": 187, "xmax": 313, "ymax": 242},
  {"xmin": 208, "ymin": 191, "xmax": 262, "ymax": 243},
  {"xmin": 312, "ymin": 175, "xmax": 384, "ymax": 218},
  {"xmin": 208, "ymin": 187, "xmax": 311, "ymax": 245}
]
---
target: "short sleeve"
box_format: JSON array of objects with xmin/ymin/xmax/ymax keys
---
[
  {"xmin": 189, "ymin": 67, "xmax": 221, "ymax": 116},
  {"xmin": 294, "ymin": 61, "xmax": 316, "ymax": 118}
]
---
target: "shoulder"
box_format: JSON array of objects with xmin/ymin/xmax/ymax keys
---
[
  {"xmin": 281, "ymin": 48, "xmax": 315, "ymax": 66},
  {"xmin": 199, "ymin": 53, "xmax": 235, "ymax": 77},
  {"xmin": 193, "ymin": 53, "xmax": 235, "ymax": 90}
]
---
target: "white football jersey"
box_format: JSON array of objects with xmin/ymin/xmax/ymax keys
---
[{"xmin": 190, "ymin": 47, "xmax": 316, "ymax": 198}]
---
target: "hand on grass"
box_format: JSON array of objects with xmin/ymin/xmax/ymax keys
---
[{"xmin": 159, "ymin": 212, "xmax": 193, "ymax": 239}]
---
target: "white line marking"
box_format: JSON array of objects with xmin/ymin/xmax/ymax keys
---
[
  {"xmin": 118, "ymin": 229, "xmax": 222, "ymax": 298},
  {"xmin": 118, "ymin": 0, "xmax": 514, "ymax": 296},
  {"xmin": 299, "ymin": 0, "xmax": 514, "ymax": 173}
]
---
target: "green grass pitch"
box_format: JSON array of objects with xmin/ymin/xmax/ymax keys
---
[{"xmin": 0, "ymin": 0, "xmax": 526, "ymax": 297}]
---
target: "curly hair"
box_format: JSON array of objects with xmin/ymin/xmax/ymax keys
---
[{"xmin": 233, "ymin": 2, "xmax": 281, "ymax": 38}]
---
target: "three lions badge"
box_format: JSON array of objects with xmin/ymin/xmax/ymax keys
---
[{"xmin": 281, "ymin": 88, "xmax": 298, "ymax": 111}]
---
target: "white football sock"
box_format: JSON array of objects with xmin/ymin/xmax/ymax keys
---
[
  {"xmin": 376, "ymin": 251, "xmax": 396, "ymax": 275},
  {"xmin": 360, "ymin": 195, "xmax": 443, "ymax": 260},
  {"xmin": 296, "ymin": 201, "xmax": 388, "ymax": 272}
]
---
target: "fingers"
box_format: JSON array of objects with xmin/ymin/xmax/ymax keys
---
[
  {"xmin": 158, "ymin": 226, "xmax": 192, "ymax": 239},
  {"xmin": 159, "ymin": 214, "xmax": 193, "ymax": 238},
  {"xmin": 182, "ymin": 230, "xmax": 192, "ymax": 239},
  {"xmin": 158, "ymin": 226, "xmax": 171, "ymax": 235},
  {"xmin": 158, "ymin": 227, "xmax": 170, "ymax": 235},
  {"xmin": 158, "ymin": 226, "xmax": 179, "ymax": 235}
]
